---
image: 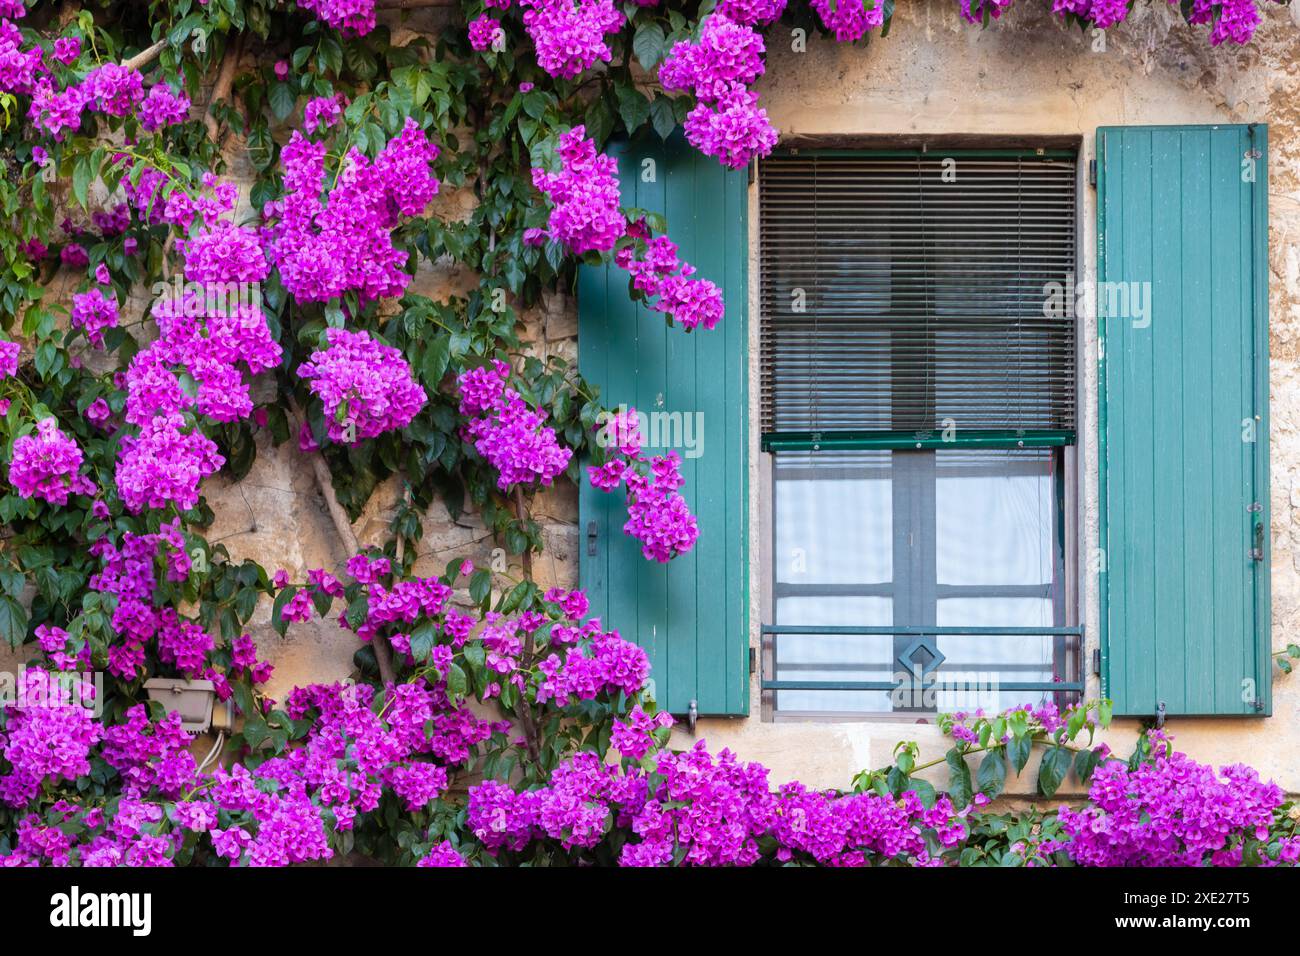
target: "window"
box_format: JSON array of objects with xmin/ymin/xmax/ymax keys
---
[{"xmin": 760, "ymin": 149, "xmax": 1081, "ymax": 717}]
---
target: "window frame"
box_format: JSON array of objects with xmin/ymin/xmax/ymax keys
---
[{"xmin": 756, "ymin": 142, "xmax": 1086, "ymax": 722}]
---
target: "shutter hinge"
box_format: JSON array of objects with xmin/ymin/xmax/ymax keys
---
[
  {"xmin": 1249, "ymin": 520, "xmax": 1265, "ymax": 561},
  {"xmin": 1092, "ymin": 647, "xmax": 1101, "ymax": 675},
  {"xmin": 748, "ymin": 159, "xmax": 756, "ymax": 187},
  {"xmin": 748, "ymin": 646, "xmax": 757, "ymax": 674},
  {"xmin": 586, "ymin": 520, "xmax": 598, "ymax": 557},
  {"xmin": 1088, "ymin": 158, "xmax": 1097, "ymax": 187}
]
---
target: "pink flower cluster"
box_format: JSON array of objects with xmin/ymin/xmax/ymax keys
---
[
  {"xmin": 0, "ymin": 18, "xmax": 41, "ymax": 95},
  {"xmin": 298, "ymin": 0, "xmax": 376, "ymax": 36},
  {"xmin": 811, "ymin": 0, "xmax": 887, "ymax": 41},
  {"xmin": 70, "ymin": 287, "xmax": 119, "ymax": 347},
  {"xmin": 467, "ymin": 741, "xmax": 976, "ymax": 866},
  {"xmin": 531, "ymin": 125, "xmax": 624, "ymax": 255},
  {"xmin": 534, "ymin": 624, "xmax": 651, "ymax": 705},
  {"xmin": 21, "ymin": 52, "xmax": 158, "ymax": 139},
  {"xmin": 713, "ymin": 0, "xmax": 788, "ymax": 23},
  {"xmin": 418, "ymin": 841, "xmax": 469, "ymax": 866},
  {"xmin": 1056, "ymin": 732, "xmax": 1287, "ymax": 866},
  {"xmin": 138, "ymin": 84, "xmax": 191, "ymax": 131},
  {"xmin": 303, "ymin": 94, "xmax": 343, "ymax": 134},
  {"xmin": 7, "ymin": 417, "xmax": 96, "ymax": 505},
  {"xmin": 264, "ymin": 682, "xmax": 454, "ymax": 828},
  {"xmin": 113, "ymin": 174, "xmax": 281, "ymax": 513},
  {"xmin": 88, "ymin": 519, "xmax": 219, "ymax": 680},
  {"xmin": 0, "ymin": 670, "xmax": 101, "ymax": 808},
  {"xmin": 610, "ymin": 703, "xmax": 674, "ymax": 761},
  {"xmin": 263, "ymin": 118, "xmax": 440, "ymax": 304},
  {"xmin": 469, "ymin": 14, "xmax": 506, "ymax": 51},
  {"xmin": 588, "ymin": 407, "xmax": 699, "ymax": 562},
  {"xmin": 616, "ymin": 225, "xmax": 725, "ymax": 331},
  {"xmin": 456, "ymin": 359, "xmax": 572, "ymax": 490},
  {"xmin": 101, "ymin": 706, "xmax": 199, "ymax": 797},
  {"xmin": 660, "ymin": 14, "xmax": 777, "ymax": 169},
  {"xmin": 0, "ymin": 337, "xmax": 18, "ymax": 378},
  {"xmin": 0, "ymin": 659, "xmax": 501, "ymax": 865},
  {"xmin": 520, "ymin": 0, "xmax": 623, "ymax": 79},
  {"xmin": 297, "ymin": 328, "xmax": 427, "ymax": 445},
  {"xmin": 659, "ymin": 13, "xmax": 765, "ymax": 102}
]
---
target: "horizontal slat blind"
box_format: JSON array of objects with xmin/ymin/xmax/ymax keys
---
[{"xmin": 760, "ymin": 152, "xmax": 1078, "ymax": 435}]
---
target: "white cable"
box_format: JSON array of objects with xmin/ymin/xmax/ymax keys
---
[{"xmin": 196, "ymin": 730, "xmax": 225, "ymax": 773}]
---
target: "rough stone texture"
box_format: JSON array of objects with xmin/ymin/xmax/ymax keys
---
[{"xmin": 7, "ymin": 1, "xmax": 1300, "ymax": 797}]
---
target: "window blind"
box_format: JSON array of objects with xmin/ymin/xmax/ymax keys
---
[{"xmin": 759, "ymin": 151, "xmax": 1078, "ymax": 440}]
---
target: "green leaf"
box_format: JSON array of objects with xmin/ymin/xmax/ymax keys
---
[
  {"xmin": 0, "ymin": 596, "xmax": 28, "ymax": 648},
  {"xmin": 469, "ymin": 569, "xmax": 492, "ymax": 607},
  {"xmin": 421, "ymin": 334, "xmax": 451, "ymax": 386},
  {"xmin": 72, "ymin": 155, "xmax": 93, "ymax": 209},
  {"xmin": 446, "ymin": 663, "xmax": 468, "ymax": 698},
  {"xmin": 945, "ymin": 749, "xmax": 973, "ymax": 808},
  {"xmin": 615, "ymin": 85, "xmax": 651, "ymax": 134},
  {"xmin": 345, "ymin": 595, "xmax": 369, "ymax": 631},
  {"xmin": 649, "ymin": 96, "xmax": 677, "ymax": 140},
  {"xmin": 977, "ymin": 749, "xmax": 1007, "ymax": 798},
  {"xmin": 499, "ymin": 580, "xmax": 531, "ymax": 614},
  {"xmin": 1073, "ymin": 746, "xmax": 1102, "ymax": 784},
  {"xmin": 632, "ymin": 22, "xmax": 667, "ymax": 71},
  {"xmin": 270, "ymin": 587, "xmax": 294, "ymax": 637},
  {"xmin": 269, "ymin": 83, "xmax": 297, "ymax": 121},
  {"xmin": 409, "ymin": 621, "xmax": 436, "ymax": 662},
  {"xmin": 1037, "ymin": 746, "xmax": 1071, "ymax": 798},
  {"xmin": 1007, "ymin": 733, "xmax": 1033, "ymax": 774}
]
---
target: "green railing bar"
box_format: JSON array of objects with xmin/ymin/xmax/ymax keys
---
[
  {"xmin": 762, "ymin": 625, "xmax": 1083, "ymax": 636},
  {"xmin": 761, "ymin": 680, "xmax": 1085, "ymax": 692},
  {"xmin": 761, "ymin": 430, "xmax": 1076, "ymax": 452}
]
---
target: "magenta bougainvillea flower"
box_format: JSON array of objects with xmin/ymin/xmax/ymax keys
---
[
  {"xmin": 521, "ymin": 0, "xmax": 624, "ymax": 79},
  {"xmin": 531, "ymin": 125, "xmax": 625, "ymax": 254},
  {"xmin": 587, "ymin": 406, "xmax": 700, "ymax": 562},
  {"xmin": 457, "ymin": 359, "xmax": 573, "ymax": 489},
  {"xmin": 297, "ymin": 0, "xmax": 376, "ymax": 36},
  {"xmin": 8, "ymin": 417, "xmax": 97, "ymax": 505},
  {"xmin": 469, "ymin": 14, "xmax": 506, "ymax": 51},
  {"xmin": 297, "ymin": 327, "xmax": 427, "ymax": 444},
  {"xmin": 264, "ymin": 118, "xmax": 440, "ymax": 304}
]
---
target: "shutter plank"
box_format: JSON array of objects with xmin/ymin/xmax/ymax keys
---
[{"xmin": 1151, "ymin": 127, "xmax": 1188, "ymax": 714}]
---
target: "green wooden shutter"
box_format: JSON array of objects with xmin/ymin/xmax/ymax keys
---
[
  {"xmin": 1097, "ymin": 124, "xmax": 1270, "ymax": 717},
  {"xmin": 577, "ymin": 132, "xmax": 749, "ymax": 716}
]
